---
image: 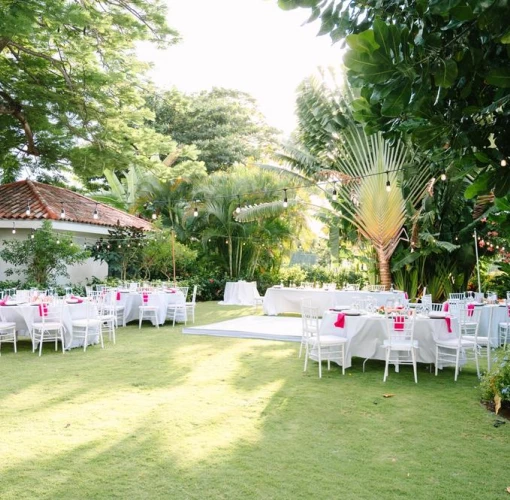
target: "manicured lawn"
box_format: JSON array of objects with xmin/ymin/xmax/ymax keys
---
[{"xmin": 1, "ymin": 302, "xmax": 508, "ymax": 499}]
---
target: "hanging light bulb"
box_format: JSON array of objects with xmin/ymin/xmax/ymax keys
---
[
  {"xmin": 151, "ymin": 212, "xmax": 157, "ymax": 220},
  {"xmin": 236, "ymin": 195, "xmax": 241, "ymax": 214},
  {"xmin": 12, "ymin": 222, "xmax": 16, "ymax": 234},
  {"xmin": 501, "ymin": 159, "xmax": 507, "ymax": 167},
  {"xmin": 332, "ymin": 183, "xmax": 338, "ymax": 201},
  {"xmin": 194, "ymin": 201, "xmax": 198, "ymax": 217},
  {"xmin": 26, "ymin": 203, "xmax": 31, "ymax": 216},
  {"xmin": 118, "ymin": 244, "xmax": 121, "ymax": 249},
  {"xmin": 93, "ymin": 203, "xmax": 99, "ymax": 220},
  {"xmin": 60, "ymin": 202, "xmax": 65, "ymax": 219},
  {"xmin": 30, "ymin": 229, "xmax": 35, "ymax": 239},
  {"xmin": 440, "ymin": 171, "xmax": 447, "ymax": 181},
  {"xmin": 56, "ymin": 237, "xmax": 60, "ymax": 244},
  {"xmin": 283, "ymin": 189, "xmax": 288, "ymax": 208},
  {"xmin": 385, "ymin": 171, "xmax": 391, "ymax": 192}
]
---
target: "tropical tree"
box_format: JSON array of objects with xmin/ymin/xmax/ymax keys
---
[
  {"xmin": 147, "ymin": 87, "xmax": 280, "ymax": 173},
  {"xmin": 193, "ymin": 165, "xmax": 303, "ymax": 278},
  {"xmin": 0, "ymin": 0, "xmax": 178, "ymax": 181},
  {"xmin": 278, "ymin": 0, "xmax": 510, "ymax": 198},
  {"xmin": 0, "ymin": 220, "xmax": 89, "ymax": 286}
]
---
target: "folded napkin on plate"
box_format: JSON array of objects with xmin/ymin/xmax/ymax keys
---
[
  {"xmin": 70, "ymin": 295, "xmax": 84, "ymax": 303},
  {"xmin": 334, "ymin": 313, "xmax": 345, "ymax": 328},
  {"xmin": 38, "ymin": 304, "xmax": 48, "ymax": 316},
  {"xmin": 393, "ymin": 316, "xmax": 405, "ymax": 330},
  {"xmin": 444, "ymin": 316, "xmax": 452, "ymax": 333}
]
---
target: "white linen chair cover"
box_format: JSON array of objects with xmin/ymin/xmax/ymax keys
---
[
  {"xmin": 383, "ymin": 310, "xmax": 418, "ymax": 383},
  {"xmin": 303, "ymin": 304, "xmax": 347, "ymax": 378}
]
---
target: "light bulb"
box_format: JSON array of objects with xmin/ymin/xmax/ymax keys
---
[
  {"xmin": 501, "ymin": 159, "xmax": 507, "ymax": 167},
  {"xmin": 386, "ymin": 180, "xmax": 391, "ymax": 192},
  {"xmin": 151, "ymin": 213, "xmax": 157, "ymax": 220},
  {"xmin": 440, "ymin": 172, "xmax": 447, "ymax": 181}
]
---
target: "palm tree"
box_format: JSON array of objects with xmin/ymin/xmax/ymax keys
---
[{"xmin": 242, "ymin": 73, "xmax": 432, "ymax": 289}]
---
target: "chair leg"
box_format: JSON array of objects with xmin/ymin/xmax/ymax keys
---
[
  {"xmin": 383, "ymin": 348, "xmax": 390, "ymax": 382},
  {"xmin": 435, "ymin": 346, "xmax": 439, "ymax": 376},
  {"xmin": 317, "ymin": 344, "xmax": 322, "ymax": 378},
  {"xmin": 341, "ymin": 345, "xmax": 345, "ymax": 375},
  {"xmin": 412, "ymin": 348, "xmax": 417, "ymax": 383},
  {"xmin": 454, "ymin": 349, "xmax": 460, "ymax": 382},
  {"xmin": 474, "ymin": 346, "xmax": 480, "ymax": 379},
  {"xmin": 303, "ymin": 343, "xmax": 309, "ymax": 373}
]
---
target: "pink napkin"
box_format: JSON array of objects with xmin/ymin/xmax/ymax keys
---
[
  {"xmin": 38, "ymin": 304, "xmax": 48, "ymax": 316},
  {"xmin": 467, "ymin": 303, "xmax": 474, "ymax": 317},
  {"xmin": 444, "ymin": 316, "xmax": 452, "ymax": 333},
  {"xmin": 168, "ymin": 289, "xmax": 176, "ymax": 294},
  {"xmin": 404, "ymin": 292, "xmax": 408, "ymax": 299},
  {"xmin": 116, "ymin": 291, "xmax": 121, "ymax": 300},
  {"xmin": 71, "ymin": 295, "xmax": 84, "ymax": 304},
  {"xmin": 334, "ymin": 313, "xmax": 345, "ymax": 328},
  {"xmin": 142, "ymin": 293, "xmax": 148, "ymax": 303},
  {"xmin": 507, "ymin": 305, "xmax": 510, "ymax": 318},
  {"xmin": 393, "ymin": 316, "xmax": 405, "ymax": 330},
  {"xmin": 443, "ymin": 302, "xmax": 449, "ymax": 312},
  {"xmin": 0, "ymin": 299, "xmax": 6, "ymax": 306}
]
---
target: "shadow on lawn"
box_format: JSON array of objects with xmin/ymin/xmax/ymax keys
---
[{"xmin": 0, "ymin": 303, "xmax": 505, "ymax": 499}]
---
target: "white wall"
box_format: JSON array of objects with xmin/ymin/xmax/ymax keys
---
[{"xmin": 0, "ymin": 225, "xmax": 108, "ymax": 285}]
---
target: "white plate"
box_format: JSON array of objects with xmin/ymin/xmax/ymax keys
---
[
  {"xmin": 344, "ymin": 310, "xmax": 362, "ymax": 316},
  {"xmin": 330, "ymin": 306, "xmax": 350, "ymax": 312}
]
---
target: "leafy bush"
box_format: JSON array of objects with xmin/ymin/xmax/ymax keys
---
[{"xmin": 480, "ymin": 350, "xmax": 510, "ymax": 414}]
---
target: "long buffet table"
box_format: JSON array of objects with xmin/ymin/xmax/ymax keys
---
[{"xmin": 263, "ymin": 287, "xmax": 407, "ymax": 316}]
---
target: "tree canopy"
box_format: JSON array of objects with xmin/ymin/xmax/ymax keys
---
[
  {"xmin": 147, "ymin": 87, "xmax": 280, "ymax": 173},
  {"xmin": 279, "ymin": 0, "xmax": 510, "ymax": 198},
  {"xmin": 0, "ymin": 0, "xmax": 178, "ymax": 182}
]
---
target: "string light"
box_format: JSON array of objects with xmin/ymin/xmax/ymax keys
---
[
  {"xmin": 151, "ymin": 211, "xmax": 157, "ymax": 220},
  {"xmin": 25, "ymin": 203, "xmax": 31, "ymax": 216},
  {"xmin": 11, "ymin": 222, "xmax": 16, "ymax": 234},
  {"xmin": 93, "ymin": 203, "xmax": 99, "ymax": 220},
  {"xmin": 332, "ymin": 183, "xmax": 338, "ymax": 201},
  {"xmin": 385, "ymin": 171, "xmax": 391, "ymax": 192},
  {"xmin": 60, "ymin": 202, "xmax": 65, "ymax": 219},
  {"xmin": 193, "ymin": 201, "xmax": 198, "ymax": 217},
  {"xmin": 440, "ymin": 171, "xmax": 447, "ymax": 181},
  {"xmin": 501, "ymin": 159, "xmax": 507, "ymax": 167},
  {"xmin": 283, "ymin": 189, "xmax": 288, "ymax": 208},
  {"xmin": 30, "ymin": 229, "xmax": 35, "ymax": 239}
]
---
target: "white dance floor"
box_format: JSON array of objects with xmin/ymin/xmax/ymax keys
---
[{"xmin": 183, "ymin": 315, "xmax": 302, "ymax": 342}]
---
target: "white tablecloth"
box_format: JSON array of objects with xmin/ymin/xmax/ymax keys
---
[
  {"xmin": 263, "ymin": 288, "xmax": 407, "ymax": 316},
  {"xmin": 0, "ymin": 302, "xmax": 98, "ymax": 349},
  {"xmin": 319, "ymin": 311, "xmax": 456, "ymax": 368},
  {"xmin": 220, "ymin": 281, "xmax": 260, "ymax": 306},
  {"xmin": 118, "ymin": 291, "xmax": 185, "ymax": 325}
]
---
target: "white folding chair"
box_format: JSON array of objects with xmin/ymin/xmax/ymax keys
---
[
  {"xmin": 449, "ymin": 292, "xmax": 466, "ymax": 301},
  {"xmin": 139, "ymin": 292, "xmax": 159, "ymax": 328},
  {"xmin": 31, "ymin": 300, "xmax": 66, "ymax": 356},
  {"xmin": 383, "ymin": 310, "xmax": 418, "ymax": 383},
  {"xmin": 435, "ymin": 305, "xmax": 480, "ymax": 381},
  {"xmin": 303, "ymin": 305, "xmax": 347, "ymax": 378},
  {"xmin": 498, "ymin": 304, "xmax": 510, "ymax": 349},
  {"xmin": 0, "ymin": 310, "xmax": 17, "ymax": 355},
  {"xmin": 71, "ymin": 300, "xmax": 104, "ymax": 352},
  {"xmin": 185, "ymin": 285, "xmax": 198, "ymax": 324}
]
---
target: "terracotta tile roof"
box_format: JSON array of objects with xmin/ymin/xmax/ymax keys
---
[{"xmin": 0, "ymin": 180, "xmax": 153, "ymax": 231}]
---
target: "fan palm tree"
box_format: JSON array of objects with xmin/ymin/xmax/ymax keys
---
[{"xmin": 240, "ymin": 73, "xmax": 432, "ymax": 288}]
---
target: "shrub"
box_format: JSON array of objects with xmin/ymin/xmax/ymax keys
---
[{"xmin": 480, "ymin": 350, "xmax": 510, "ymax": 414}]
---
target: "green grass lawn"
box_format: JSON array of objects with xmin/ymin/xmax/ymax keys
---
[{"xmin": 0, "ymin": 302, "xmax": 508, "ymax": 499}]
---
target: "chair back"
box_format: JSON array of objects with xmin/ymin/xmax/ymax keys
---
[
  {"xmin": 190, "ymin": 285, "xmax": 198, "ymax": 304},
  {"xmin": 447, "ymin": 299, "xmax": 465, "ymax": 318},
  {"xmin": 345, "ymin": 283, "xmax": 360, "ymax": 291},
  {"xmin": 177, "ymin": 287, "xmax": 189, "ymax": 299},
  {"xmin": 36, "ymin": 300, "xmax": 64, "ymax": 325},
  {"xmin": 449, "ymin": 292, "xmax": 466, "ymax": 301},
  {"xmin": 385, "ymin": 310, "xmax": 416, "ymax": 346},
  {"xmin": 301, "ymin": 305, "xmax": 320, "ymax": 341}
]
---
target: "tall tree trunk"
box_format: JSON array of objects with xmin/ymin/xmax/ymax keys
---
[{"xmin": 376, "ymin": 248, "xmax": 392, "ymax": 290}]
